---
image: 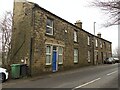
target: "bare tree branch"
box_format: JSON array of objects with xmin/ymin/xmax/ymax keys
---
[
  {"xmin": 90, "ymin": 0, "xmax": 120, "ymax": 27},
  {"xmin": 0, "ymin": 11, "xmax": 12, "ymax": 66}
]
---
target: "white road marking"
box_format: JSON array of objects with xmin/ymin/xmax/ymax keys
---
[
  {"xmin": 107, "ymin": 71, "xmax": 117, "ymax": 76},
  {"xmin": 72, "ymin": 78, "xmax": 101, "ymax": 90}
]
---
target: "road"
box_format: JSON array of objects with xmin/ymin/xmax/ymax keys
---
[{"xmin": 3, "ymin": 63, "xmax": 119, "ymax": 89}]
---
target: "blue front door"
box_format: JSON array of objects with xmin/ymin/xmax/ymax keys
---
[{"xmin": 52, "ymin": 51, "xmax": 57, "ymax": 72}]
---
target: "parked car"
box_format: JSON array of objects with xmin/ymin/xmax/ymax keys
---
[
  {"xmin": 104, "ymin": 57, "xmax": 115, "ymax": 64},
  {"xmin": 0, "ymin": 67, "xmax": 9, "ymax": 82},
  {"xmin": 114, "ymin": 58, "xmax": 120, "ymax": 63}
]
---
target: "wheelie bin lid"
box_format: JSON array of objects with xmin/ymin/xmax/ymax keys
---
[{"xmin": 11, "ymin": 64, "xmax": 21, "ymax": 67}]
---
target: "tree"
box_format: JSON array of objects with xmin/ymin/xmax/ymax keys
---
[
  {"xmin": 0, "ymin": 11, "xmax": 12, "ymax": 67},
  {"xmin": 91, "ymin": 0, "xmax": 120, "ymax": 27},
  {"xmin": 113, "ymin": 47, "xmax": 118, "ymax": 57},
  {"xmin": 113, "ymin": 47, "xmax": 120, "ymax": 59}
]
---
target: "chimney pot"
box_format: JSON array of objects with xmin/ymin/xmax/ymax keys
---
[
  {"xmin": 75, "ymin": 20, "xmax": 82, "ymax": 29},
  {"xmin": 97, "ymin": 32, "xmax": 101, "ymax": 38}
]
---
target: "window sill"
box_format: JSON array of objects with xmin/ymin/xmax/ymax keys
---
[
  {"xmin": 58, "ymin": 63, "xmax": 63, "ymax": 66},
  {"xmin": 74, "ymin": 62, "xmax": 78, "ymax": 64},
  {"xmin": 88, "ymin": 61, "xmax": 91, "ymax": 63},
  {"xmin": 74, "ymin": 41, "xmax": 79, "ymax": 44},
  {"xmin": 45, "ymin": 33, "xmax": 55, "ymax": 38},
  {"xmin": 58, "ymin": 63, "xmax": 63, "ymax": 65},
  {"xmin": 45, "ymin": 63, "xmax": 51, "ymax": 66}
]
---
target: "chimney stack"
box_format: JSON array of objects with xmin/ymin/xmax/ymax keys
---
[
  {"xmin": 97, "ymin": 32, "xmax": 101, "ymax": 38},
  {"xmin": 75, "ymin": 20, "xmax": 82, "ymax": 29},
  {"xmin": 14, "ymin": 0, "xmax": 27, "ymax": 2}
]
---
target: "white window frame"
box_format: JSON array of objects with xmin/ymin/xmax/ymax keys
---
[
  {"xmin": 104, "ymin": 42, "xmax": 106, "ymax": 48},
  {"xmin": 88, "ymin": 36, "xmax": 90, "ymax": 45},
  {"xmin": 46, "ymin": 45, "xmax": 52, "ymax": 65},
  {"xmin": 100, "ymin": 41, "xmax": 102, "ymax": 48},
  {"xmin": 74, "ymin": 30, "xmax": 77, "ymax": 42},
  {"xmin": 109, "ymin": 44, "xmax": 111, "ymax": 50},
  {"xmin": 74, "ymin": 49, "xmax": 78, "ymax": 63},
  {"xmin": 96, "ymin": 39, "xmax": 98, "ymax": 47},
  {"xmin": 88, "ymin": 51, "xmax": 90, "ymax": 62},
  {"xmin": 58, "ymin": 47, "xmax": 63, "ymax": 64},
  {"xmin": 46, "ymin": 18, "xmax": 53, "ymax": 35}
]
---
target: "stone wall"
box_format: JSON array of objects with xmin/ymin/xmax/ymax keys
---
[{"xmin": 11, "ymin": 2, "xmax": 34, "ymax": 64}]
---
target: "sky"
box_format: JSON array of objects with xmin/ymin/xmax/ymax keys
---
[{"xmin": 0, "ymin": 0, "xmax": 118, "ymax": 53}]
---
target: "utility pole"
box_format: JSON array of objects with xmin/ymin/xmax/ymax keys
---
[
  {"xmin": 29, "ymin": 6, "xmax": 35, "ymax": 76},
  {"xmin": 94, "ymin": 22, "xmax": 96, "ymax": 35},
  {"xmin": 93, "ymin": 22, "xmax": 96, "ymax": 65},
  {"xmin": 29, "ymin": 37, "xmax": 33, "ymax": 76}
]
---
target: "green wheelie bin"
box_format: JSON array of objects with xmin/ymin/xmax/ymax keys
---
[{"xmin": 11, "ymin": 64, "xmax": 20, "ymax": 79}]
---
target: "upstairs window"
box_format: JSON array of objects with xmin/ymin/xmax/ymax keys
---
[
  {"xmin": 88, "ymin": 36, "xmax": 90, "ymax": 45},
  {"xmin": 96, "ymin": 39, "xmax": 98, "ymax": 47},
  {"xmin": 109, "ymin": 44, "xmax": 111, "ymax": 50},
  {"xmin": 104, "ymin": 42, "xmax": 106, "ymax": 48},
  {"xmin": 100, "ymin": 41, "xmax": 102, "ymax": 48},
  {"xmin": 74, "ymin": 30, "xmax": 77, "ymax": 42},
  {"xmin": 46, "ymin": 18, "xmax": 53, "ymax": 35}
]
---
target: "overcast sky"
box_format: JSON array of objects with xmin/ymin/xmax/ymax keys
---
[{"xmin": 0, "ymin": 0, "xmax": 118, "ymax": 53}]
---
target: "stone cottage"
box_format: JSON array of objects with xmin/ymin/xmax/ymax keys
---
[{"xmin": 10, "ymin": 0, "xmax": 112, "ymax": 76}]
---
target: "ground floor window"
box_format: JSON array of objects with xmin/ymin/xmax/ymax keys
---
[
  {"xmin": 74, "ymin": 49, "xmax": 78, "ymax": 63},
  {"xmin": 46, "ymin": 45, "xmax": 63, "ymax": 65},
  {"xmin": 58, "ymin": 47, "xmax": 63, "ymax": 64},
  {"xmin": 46, "ymin": 45, "xmax": 52, "ymax": 65},
  {"xmin": 88, "ymin": 51, "xmax": 91, "ymax": 62}
]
